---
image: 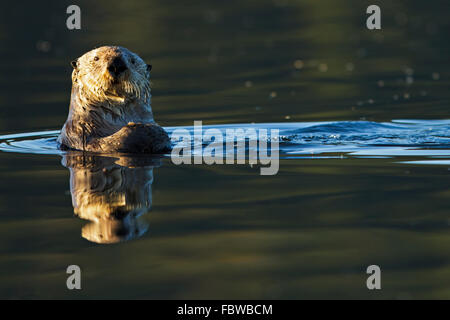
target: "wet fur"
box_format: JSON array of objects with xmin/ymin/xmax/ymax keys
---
[{"xmin": 58, "ymin": 46, "xmax": 171, "ymax": 153}]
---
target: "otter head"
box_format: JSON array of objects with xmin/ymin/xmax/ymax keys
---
[{"xmin": 71, "ymin": 46, "xmax": 152, "ymax": 106}]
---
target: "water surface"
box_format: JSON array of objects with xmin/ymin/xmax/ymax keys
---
[{"xmin": 0, "ymin": 0, "xmax": 449, "ymax": 299}]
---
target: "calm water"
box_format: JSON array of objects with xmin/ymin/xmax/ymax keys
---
[{"xmin": 0, "ymin": 0, "xmax": 449, "ymax": 299}]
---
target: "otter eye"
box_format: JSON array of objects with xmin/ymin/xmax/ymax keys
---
[{"xmin": 94, "ymin": 56, "xmax": 99, "ymax": 61}]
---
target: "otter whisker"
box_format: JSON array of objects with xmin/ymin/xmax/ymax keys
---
[{"xmin": 58, "ymin": 45, "xmax": 170, "ymax": 155}]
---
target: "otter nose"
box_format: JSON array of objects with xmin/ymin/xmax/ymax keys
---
[{"xmin": 108, "ymin": 56, "xmax": 127, "ymax": 77}]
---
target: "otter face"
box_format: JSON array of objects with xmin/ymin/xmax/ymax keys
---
[{"xmin": 71, "ymin": 46, "xmax": 152, "ymax": 104}]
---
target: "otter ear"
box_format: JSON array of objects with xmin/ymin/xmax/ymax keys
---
[
  {"xmin": 71, "ymin": 59, "xmax": 78, "ymax": 69},
  {"xmin": 147, "ymin": 64, "xmax": 152, "ymax": 72}
]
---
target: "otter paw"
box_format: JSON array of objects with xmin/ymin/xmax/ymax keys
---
[{"xmin": 114, "ymin": 123, "xmax": 172, "ymax": 154}]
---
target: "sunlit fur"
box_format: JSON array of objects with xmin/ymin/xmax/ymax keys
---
[
  {"xmin": 73, "ymin": 46, "xmax": 151, "ymax": 109},
  {"xmin": 57, "ymin": 46, "xmax": 171, "ymax": 154}
]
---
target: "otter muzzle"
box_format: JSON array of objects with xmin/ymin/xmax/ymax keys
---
[{"xmin": 108, "ymin": 56, "xmax": 127, "ymax": 77}]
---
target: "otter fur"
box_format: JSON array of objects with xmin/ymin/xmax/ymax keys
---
[{"xmin": 57, "ymin": 46, "xmax": 171, "ymax": 154}]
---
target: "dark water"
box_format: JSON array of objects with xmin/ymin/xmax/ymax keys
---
[{"xmin": 0, "ymin": 0, "xmax": 449, "ymax": 299}]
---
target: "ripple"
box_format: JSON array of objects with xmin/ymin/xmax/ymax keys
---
[
  {"xmin": 0, "ymin": 130, "xmax": 62, "ymax": 155},
  {"xmin": 0, "ymin": 120, "xmax": 449, "ymax": 163}
]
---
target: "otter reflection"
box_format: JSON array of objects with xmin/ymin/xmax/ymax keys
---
[{"xmin": 62, "ymin": 153, "xmax": 161, "ymax": 244}]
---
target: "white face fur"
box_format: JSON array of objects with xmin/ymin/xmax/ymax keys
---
[{"xmin": 71, "ymin": 46, "xmax": 152, "ymax": 105}]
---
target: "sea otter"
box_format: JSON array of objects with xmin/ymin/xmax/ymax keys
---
[{"xmin": 57, "ymin": 46, "xmax": 171, "ymax": 153}]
